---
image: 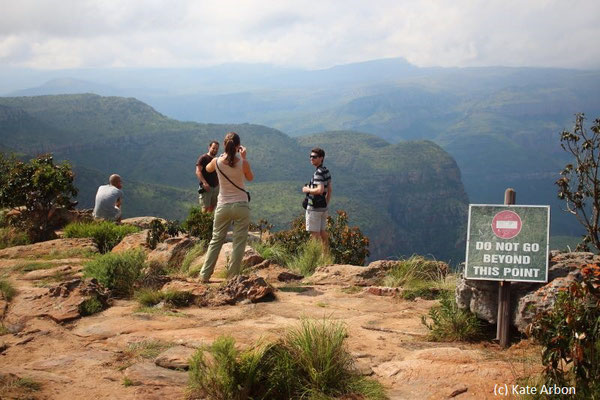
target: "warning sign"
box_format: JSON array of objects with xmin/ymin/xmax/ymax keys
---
[{"xmin": 465, "ymin": 205, "xmax": 550, "ymax": 283}]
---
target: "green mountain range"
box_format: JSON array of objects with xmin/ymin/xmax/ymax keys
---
[{"xmin": 0, "ymin": 94, "xmax": 468, "ymax": 263}]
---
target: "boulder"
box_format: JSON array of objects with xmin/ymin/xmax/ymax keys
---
[
  {"xmin": 154, "ymin": 345, "xmax": 196, "ymax": 370},
  {"xmin": 21, "ymin": 264, "xmax": 82, "ymax": 281},
  {"xmin": 214, "ymin": 243, "xmax": 264, "ymax": 276},
  {"xmin": 456, "ymin": 251, "xmax": 600, "ymax": 332},
  {"xmin": 198, "ymin": 275, "xmax": 275, "ymax": 306},
  {"xmin": 124, "ymin": 362, "xmax": 188, "ymax": 386},
  {"xmin": 160, "ymin": 280, "xmax": 209, "ymax": 297},
  {"xmin": 0, "ymin": 238, "xmax": 98, "ymax": 259},
  {"xmin": 111, "ymin": 230, "xmax": 151, "ymax": 254},
  {"xmin": 308, "ymin": 260, "xmax": 397, "ymax": 286},
  {"xmin": 121, "ymin": 217, "xmax": 167, "ymax": 229},
  {"xmin": 5, "ymin": 278, "xmax": 110, "ymax": 324},
  {"xmin": 147, "ymin": 236, "xmax": 197, "ymax": 269}
]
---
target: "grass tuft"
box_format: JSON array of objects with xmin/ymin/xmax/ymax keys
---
[
  {"xmin": 181, "ymin": 242, "xmax": 207, "ymax": 275},
  {"xmin": 188, "ymin": 318, "xmax": 388, "ymax": 399},
  {"xmin": 0, "ymin": 227, "xmax": 30, "ymax": 250},
  {"xmin": 288, "ymin": 239, "xmax": 333, "ymax": 276},
  {"xmin": 0, "ymin": 278, "xmax": 16, "ymax": 301},
  {"xmin": 252, "ymin": 241, "xmax": 293, "ymax": 267},
  {"xmin": 421, "ymin": 291, "xmax": 484, "ymax": 342},
  {"xmin": 78, "ymin": 296, "xmax": 105, "ymax": 316}
]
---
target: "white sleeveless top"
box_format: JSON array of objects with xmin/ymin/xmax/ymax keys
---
[{"xmin": 215, "ymin": 154, "xmax": 248, "ymax": 204}]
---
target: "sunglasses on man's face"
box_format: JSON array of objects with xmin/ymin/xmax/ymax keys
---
[{"xmin": 310, "ymin": 154, "xmax": 319, "ymax": 159}]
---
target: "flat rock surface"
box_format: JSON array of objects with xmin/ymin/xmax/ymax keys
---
[
  {"xmin": 0, "ymin": 243, "xmax": 543, "ymax": 400},
  {"xmin": 0, "ymin": 238, "xmax": 98, "ymax": 259},
  {"xmin": 154, "ymin": 345, "xmax": 196, "ymax": 370}
]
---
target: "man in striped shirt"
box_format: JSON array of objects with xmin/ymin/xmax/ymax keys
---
[{"xmin": 302, "ymin": 147, "xmax": 332, "ymax": 250}]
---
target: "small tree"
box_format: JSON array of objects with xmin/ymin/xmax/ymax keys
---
[
  {"xmin": 327, "ymin": 210, "xmax": 370, "ymax": 265},
  {"xmin": 556, "ymin": 114, "xmax": 600, "ymax": 252},
  {"xmin": 0, "ymin": 154, "xmax": 78, "ymax": 242}
]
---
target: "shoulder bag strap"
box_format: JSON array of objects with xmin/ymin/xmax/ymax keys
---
[{"xmin": 216, "ymin": 160, "xmax": 250, "ymax": 197}]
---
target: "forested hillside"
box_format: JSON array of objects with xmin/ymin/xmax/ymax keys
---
[{"xmin": 0, "ymin": 94, "xmax": 468, "ymax": 262}]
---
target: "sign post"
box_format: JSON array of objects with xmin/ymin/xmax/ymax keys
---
[{"xmin": 464, "ymin": 189, "xmax": 550, "ymax": 348}]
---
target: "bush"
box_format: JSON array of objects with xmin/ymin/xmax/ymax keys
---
[
  {"xmin": 528, "ymin": 263, "xmax": 600, "ymax": 398},
  {"xmin": 0, "ymin": 278, "xmax": 16, "ymax": 301},
  {"xmin": 0, "ymin": 227, "xmax": 30, "ymax": 250},
  {"xmin": 78, "ymin": 296, "xmax": 105, "ymax": 316},
  {"xmin": 0, "ymin": 154, "xmax": 78, "ymax": 242},
  {"xmin": 288, "ymin": 239, "xmax": 333, "ymax": 276},
  {"xmin": 421, "ymin": 291, "xmax": 484, "ymax": 342},
  {"xmin": 63, "ymin": 221, "xmax": 139, "ymax": 253},
  {"xmin": 267, "ymin": 211, "xmax": 370, "ymax": 266},
  {"xmin": 188, "ymin": 319, "xmax": 387, "ymax": 400},
  {"xmin": 327, "ymin": 210, "xmax": 370, "ymax": 265},
  {"xmin": 83, "ymin": 250, "xmax": 146, "ymax": 297},
  {"xmin": 267, "ymin": 215, "xmax": 310, "ymax": 256},
  {"xmin": 183, "ymin": 206, "xmax": 214, "ymax": 242},
  {"xmin": 146, "ymin": 218, "xmax": 183, "ymax": 250}
]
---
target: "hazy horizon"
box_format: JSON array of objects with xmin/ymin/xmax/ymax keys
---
[{"xmin": 1, "ymin": 1, "xmax": 599, "ymax": 71}]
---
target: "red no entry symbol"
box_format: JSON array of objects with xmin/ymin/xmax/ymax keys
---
[{"xmin": 492, "ymin": 210, "xmax": 522, "ymax": 239}]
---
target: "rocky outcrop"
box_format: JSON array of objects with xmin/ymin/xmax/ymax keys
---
[
  {"xmin": 111, "ymin": 230, "xmax": 151, "ymax": 254},
  {"xmin": 146, "ymin": 236, "xmax": 197, "ymax": 269},
  {"xmin": 308, "ymin": 260, "xmax": 397, "ymax": 286},
  {"xmin": 5, "ymin": 278, "xmax": 110, "ymax": 324},
  {"xmin": 0, "ymin": 238, "xmax": 98, "ymax": 259},
  {"xmin": 456, "ymin": 251, "xmax": 600, "ymax": 332},
  {"xmin": 154, "ymin": 345, "xmax": 196, "ymax": 370},
  {"xmin": 199, "ymin": 275, "xmax": 275, "ymax": 306},
  {"xmin": 121, "ymin": 217, "xmax": 167, "ymax": 229}
]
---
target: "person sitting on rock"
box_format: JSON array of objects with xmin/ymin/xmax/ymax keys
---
[{"xmin": 92, "ymin": 174, "xmax": 123, "ymax": 222}]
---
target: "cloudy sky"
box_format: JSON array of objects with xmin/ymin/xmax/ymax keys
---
[{"xmin": 1, "ymin": 0, "xmax": 599, "ymax": 70}]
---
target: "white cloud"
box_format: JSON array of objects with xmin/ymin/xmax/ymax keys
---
[{"xmin": 0, "ymin": 0, "xmax": 598, "ymax": 69}]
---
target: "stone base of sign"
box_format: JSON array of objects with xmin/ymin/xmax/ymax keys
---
[{"xmin": 456, "ymin": 251, "xmax": 600, "ymax": 332}]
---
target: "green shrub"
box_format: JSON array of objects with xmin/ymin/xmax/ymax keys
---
[
  {"xmin": 146, "ymin": 219, "xmax": 184, "ymax": 250},
  {"xmin": 188, "ymin": 319, "xmax": 388, "ymax": 400},
  {"xmin": 528, "ymin": 263, "xmax": 600, "ymax": 399},
  {"xmin": 83, "ymin": 250, "xmax": 146, "ymax": 297},
  {"xmin": 267, "ymin": 211, "xmax": 370, "ymax": 266},
  {"xmin": 267, "ymin": 215, "xmax": 310, "ymax": 256},
  {"xmin": 183, "ymin": 206, "xmax": 214, "ymax": 242},
  {"xmin": 288, "ymin": 239, "xmax": 333, "ymax": 276},
  {"xmin": 63, "ymin": 221, "xmax": 140, "ymax": 253},
  {"xmin": 0, "ymin": 227, "xmax": 30, "ymax": 249},
  {"xmin": 327, "ymin": 210, "xmax": 370, "ymax": 265},
  {"xmin": 421, "ymin": 291, "xmax": 484, "ymax": 342},
  {"xmin": 0, "ymin": 278, "xmax": 16, "ymax": 301},
  {"xmin": 78, "ymin": 296, "xmax": 105, "ymax": 316},
  {"xmin": 0, "ymin": 154, "xmax": 78, "ymax": 242}
]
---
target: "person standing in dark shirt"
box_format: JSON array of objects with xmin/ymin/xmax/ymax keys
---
[
  {"xmin": 196, "ymin": 141, "xmax": 220, "ymax": 212},
  {"xmin": 302, "ymin": 147, "xmax": 332, "ymax": 251}
]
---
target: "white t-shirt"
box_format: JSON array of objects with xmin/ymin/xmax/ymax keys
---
[{"xmin": 92, "ymin": 184, "xmax": 123, "ymax": 220}]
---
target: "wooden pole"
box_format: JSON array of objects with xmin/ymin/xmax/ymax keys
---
[{"xmin": 496, "ymin": 188, "xmax": 515, "ymax": 348}]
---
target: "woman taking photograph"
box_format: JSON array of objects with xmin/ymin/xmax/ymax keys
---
[{"xmin": 200, "ymin": 132, "xmax": 254, "ymax": 283}]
